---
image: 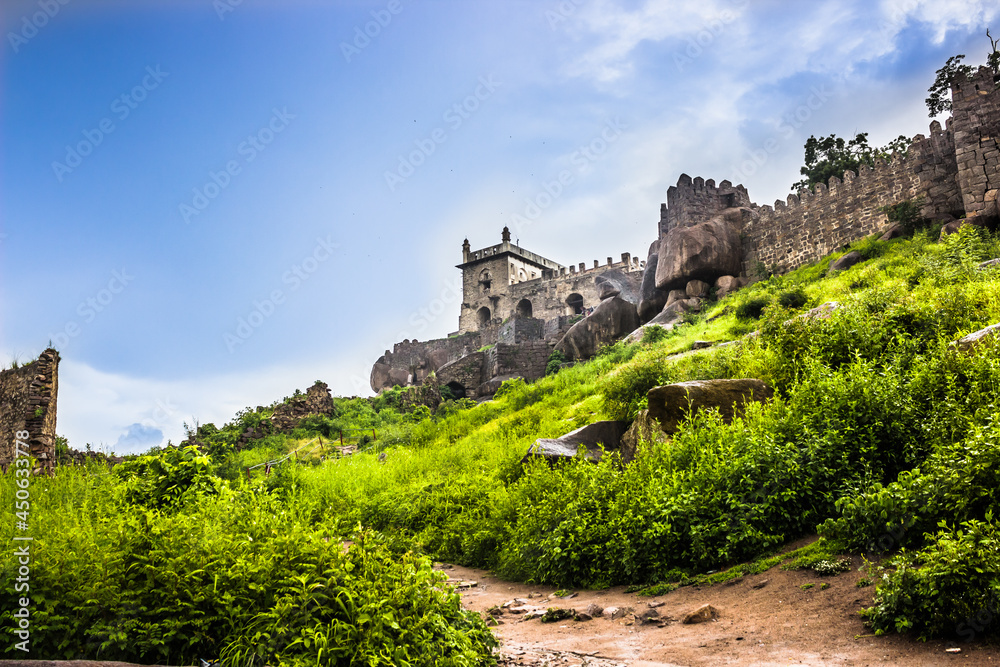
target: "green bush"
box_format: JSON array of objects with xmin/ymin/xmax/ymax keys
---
[
  {"xmin": 777, "ymin": 287, "xmax": 809, "ymax": 310},
  {"xmin": 546, "ymin": 349, "xmax": 568, "ymax": 376},
  {"xmin": 114, "ymin": 444, "xmax": 216, "ymax": 509},
  {"xmin": 862, "ymin": 517, "xmax": 1000, "ymax": 640},
  {"xmin": 735, "ymin": 294, "xmax": 772, "ymax": 320}
]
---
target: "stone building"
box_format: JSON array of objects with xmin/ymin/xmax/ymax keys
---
[{"xmin": 457, "ymin": 226, "xmax": 644, "ymax": 333}]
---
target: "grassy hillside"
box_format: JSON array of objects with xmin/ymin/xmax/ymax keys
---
[{"xmin": 4, "ymin": 224, "xmax": 1000, "ymax": 662}]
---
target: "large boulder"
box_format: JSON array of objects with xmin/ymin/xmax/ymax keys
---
[
  {"xmin": 597, "ymin": 281, "xmax": 621, "ymax": 300},
  {"xmin": 555, "ymin": 296, "xmax": 640, "ymax": 361},
  {"xmin": 595, "ymin": 269, "xmax": 640, "ymax": 305},
  {"xmin": 714, "ymin": 275, "xmax": 741, "ymax": 299},
  {"xmin": 647, "ymin": 379, "xmax": 774, "ymax": 434},
  {"xmin": 686, "ymin": 279, "xmax": 710, "ymax": 298},
  {"xmin": 638, "ymin": 253, "xmax": 669, "ymax": 323},
  {"xmin": 829, "ymin": 250, "xmax": 862, "ymax": 272},
  {"xmin": 619, "ymin": 410, "xmax": 669, "ymax": 463},
  {"xmin": 522, "ymin": 421, "xmax": 630, "ymax": 465},
  {"xmin": 655, "ymin": 208, "xmax": 746, "ymax": 291},
  {"xmin": 953, "ymin": 323, "xmax": 1000, "ymax": 353}
]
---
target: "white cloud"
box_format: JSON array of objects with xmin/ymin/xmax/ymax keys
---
[
  {"xmin": 55, "ymin": 352, "xmax": 374, "ymax": 455},
  {"xmin": 881, "ymin": 0, "xmax": 1000, "ymax": 43}
]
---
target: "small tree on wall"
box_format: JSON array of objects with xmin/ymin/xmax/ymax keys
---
[{"xmin": 926, "ymin": 28, "xmax": 1000, "ymax": 117}]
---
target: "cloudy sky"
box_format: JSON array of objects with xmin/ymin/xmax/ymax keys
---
[{"xmin": 1, "ymin": 0, "xmax": 997, "ymax": 453}]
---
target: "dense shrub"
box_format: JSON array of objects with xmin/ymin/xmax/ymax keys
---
[
  {"xmin": 735, "ymin": 294, "xmax": 772, "ymax": 320},
  {"xmin": 862, "ymin": 518, "xmax": 1000, "ymax": 640}
]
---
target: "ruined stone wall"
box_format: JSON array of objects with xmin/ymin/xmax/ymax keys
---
[
  {"xmin": 740, "ymin": 121, "xmax": 963, "ymax": 274},
  {"xmin": 370, "ymin": 332, "xmax": 483, "ymax": 392},
  {"xmin": 659, "ymin": 175, "xmax": 752, "ymax": 237},
  {"xmin": 952, "ymin": 66, "xmax": 1000, "ymax": 220},
  {"xmin": 0, "ymin": 349, "xmax": 60, "ymax": 472},
  {"xmin": 486, "ymin": 341, "xmax": 553, "ymax": 383}
]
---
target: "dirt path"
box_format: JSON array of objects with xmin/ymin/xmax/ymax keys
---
[{"xmin": 438, "ymin": 559, "xmax": 1000, "ymax": 666}]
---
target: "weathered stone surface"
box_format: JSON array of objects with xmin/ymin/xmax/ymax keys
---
[
  {"xmin": 686, "ymin": 279, "xmax": 710, "ymax": 298},
  {"xmin": 953, "ymin": 323, "xmax": 1000, "ymax": 352},
  {"xmin": 659, "ymin": 297, "xmax": 701, "ymax": 321},
  {"xmin": 638, "ymin": 253, "xmax": 669, "ymax": 323},
  {"xmin": 714, "ymin": 274, "xmax": 741, "ymax": 298},
  {"xmin": 647, "ymin": 379, "xmax": 774, "ymax": 435},
  {"xmin": 624, "ymin": 321, "xmax": 678, "ymax": 343},
  {"xmin": 0, "ymin": 348, "xmax": 59, "ymax": 473},
  {"xmin": 584, "ymin": 603, "xmax": 604, "ymax": 618},
  {"xmin": 522, "ymin": 420, "xmax": 629, "ymax": 465},
  {"xmin": 655, "ymin": 209, "xmax": 745, "ymax": 291},
  {"xmin": 555, "ymin": 296, "xmax": 640, "ymax": 361},
  {"xmin": 595, "ymin": 269, "xmax": 640, "ymax": 305},
  {"xmin": 619, "ymin": 410, "xmax": 668, "ymax": 463},
  {"xmin": 665, "ymin": 289, "xmax": 688, "ymax": 307},
  {"xmin": 879, "ymin": 223, "xmax": 906, "ymax": 241},
  {"xmin": 682, "ymin": 604, "xmax": 719, "ymax": 624},
  {"xmin": 940, "ymin": 219, "xmax": 965, "ymax": 238},
  {"xmin": 437, "ymin": 351, "xmax": 485, "ymax": 398},
  {"xmin": 597, "ymin": 281, "xmax": 621, "ymax": 300},
  {"xmin": 978, "ymin": 258, "xmax": 1000, "ymax": 270},
  {"xmin": 829, "ymin": 250, "xmax": 863, "ymax": 272},
  {"xmin": 691, "ymin": 340, "xmax": 713, "ymax": 350},
  {"xmin": 792, "ymin": 301, "xmax": 841, "ymax": 322},
  {"xmin": 271, "ymin": 381, "xmax": 335, "ymax": 433}
]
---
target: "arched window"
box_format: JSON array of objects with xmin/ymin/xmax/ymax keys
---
[
  {"xmin": 566, "ymin": 293, "xmax": 584, "ymax": 315},
  {"xmin": 477, "ymin": 306, "xmax": 492, "ymax": 328},
  {"xmin": 516, "ymin": 298, "xmax": 533, "ymax": 318},
  {"xmin": 479, "ymin": 269, "xmax": 492, "ymax": 294}
]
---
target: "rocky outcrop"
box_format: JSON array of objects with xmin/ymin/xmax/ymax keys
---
[
  {"xmin": 829, "ymin": 250, "xmax": 863, "ymax": 272},
  {"xmin": 595, "ymin": 269, "xmax": 640, "ymax": 305},
  {"xmin": 271, "ymin": 381, "xmax": 335, "ymax": 432},
  {"xmin": 638, "ymin": 253, "xmax": 669, "ymax": 323},
  {"xmin": 555, "ymin": 296, "xmax": 640, "ymax": 361},
  {"xmin": 714, "ymin": 275, "xmax": 741, "ymax": 298},
  {"xmin": 619, "ymin": 410, "xmax": 669, "ymax": 463},
  {"xmin": 655, "ymin": 208, "xmax": 746, "ymax": 291},
  {"xmin": 953, "ymin": 323, "xmax": 1000, "ymax": 353},
  {"xmin": 522, "ymin": 421, "xmax": 629, "ymax": 465},
  {"xmin": 647, "ymin": 379, "xmax": 774, "ymax": 434}
]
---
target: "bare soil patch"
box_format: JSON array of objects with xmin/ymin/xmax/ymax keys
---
[{"xmin": 439, "ymin": 557, "xmax": 1000, "ymax": 666}]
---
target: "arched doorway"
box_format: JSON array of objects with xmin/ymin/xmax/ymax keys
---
[
  {"xmin": 444, "ymin": 381, "xmax": 467, "ymax": 399},
  {"xmin": 566, "ymin": 293, "xmax": 584, "ymax": 315},
  {"xmin": 516, "ymin": 298, "xmax": 533, "ymax": 318},
  {"xmin": 477, "ymin": 306, "xmax": 492, "ymax": 328}
]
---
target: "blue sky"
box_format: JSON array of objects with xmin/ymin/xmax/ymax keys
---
[{"xmin": 2, "ymin": 0, "xmax": 997, "ymax": 453}]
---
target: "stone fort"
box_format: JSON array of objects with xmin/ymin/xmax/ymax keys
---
[{"xmin": 371, "ymin": 66, "xmax": 998, "ymax": 398}]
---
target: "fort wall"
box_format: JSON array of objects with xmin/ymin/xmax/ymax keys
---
[{"xmin": 0, "ymin": 349, "xmax": 60, "ymax": 473}]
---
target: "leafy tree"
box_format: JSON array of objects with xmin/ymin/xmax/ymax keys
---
[
  {"xmin": 792, "ymin": 132, "xmax": 909, "ymax": 193},
  {"xmin": 926, "ymin": 29, "xmax": 1000, "ymax": 117}
]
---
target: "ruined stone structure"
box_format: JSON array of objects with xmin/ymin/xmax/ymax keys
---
[
  {"xmin": 0, "ymin": 349, "xmax": 60, "ymax": 473},
  {"xmin": 373, "ymin": 67, "xmax": 1000, "ymax": 397},
  {"xmin": 371, "ymin": 229, "xmax": 644, "ymax": 397}
]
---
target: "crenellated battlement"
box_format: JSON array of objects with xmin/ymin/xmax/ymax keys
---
[{"xmin": 660, "ymin": 173, "xmax": 752, "ymax": 237}]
